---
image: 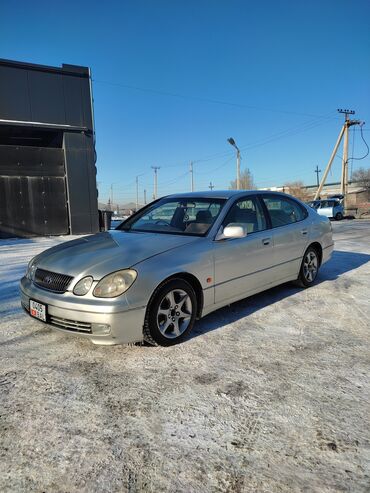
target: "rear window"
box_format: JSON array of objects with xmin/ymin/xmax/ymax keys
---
[
  {"xmin": 262, "ymin": 195, "xmax": 308, "ymax": 228},
  {"xmin": 320, "ymin": 200, "xmax": 336, "ymax": 208}
]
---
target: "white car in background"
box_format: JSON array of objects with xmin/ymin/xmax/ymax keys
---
[{"xmin": 315, "ymin": 199, "xmax": 344, "ymax": 221}]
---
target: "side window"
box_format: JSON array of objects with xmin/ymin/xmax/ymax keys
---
[
  {"xmin": 223, "ymin": 196, "xmax": 267, "ymax": 233},
  {"xmin": 262, "ymin": 195, "xmax": 307, "ymax": 228}
]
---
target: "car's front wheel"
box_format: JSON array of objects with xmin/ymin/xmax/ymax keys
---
[
  {"xmin": 335, "ymin": 212, "xmax": 343, "ymax": 221},
  {"xmin": 295, "ymin": 246, "xmax": 320, "ymax": 288},
  {"xmin": 144, "ymin": 278, "xmax": 197, "ymax": 346}
]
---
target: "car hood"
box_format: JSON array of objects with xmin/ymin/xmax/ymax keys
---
[{"xmin": 35, "ymin": 230, "xmax": 200, "ymax": 279}]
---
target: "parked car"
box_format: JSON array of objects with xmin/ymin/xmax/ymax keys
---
[
  {"xmin": 20, "ymin": 191, "xmax": 333, "ymax": 346},
  {"xmin": 315, "ymin": 199, "xmax": 344, "ymax": 220}
]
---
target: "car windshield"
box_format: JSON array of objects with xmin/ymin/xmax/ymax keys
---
[
  {"xmin": 117, "ymin": 197, "xmax": 226, "ymax": 236},
  {"xmin": 320, "ymin": 200, "xmax": 336, "ymax": 208}
]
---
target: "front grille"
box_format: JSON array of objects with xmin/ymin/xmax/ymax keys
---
[
  {"xmin": 34, "ymin": 268, "xmax": 73, "ymax": 293},
  {"xmin": 49, "ymin": 315, "xmax": 92, "ymax": 333}
]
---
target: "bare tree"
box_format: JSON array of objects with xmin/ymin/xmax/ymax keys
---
[
  {"xmin": 352, "ymin": 167, "xmax": 370, "ymax": 192},
  {"xmin": 229, "ymin": 168, "xmax": 255, "ymax": 190},
  {"xmin": 283, "ymin": 180, "xmax": 311, "ymax": 201}
]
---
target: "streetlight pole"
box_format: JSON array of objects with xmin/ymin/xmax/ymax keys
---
[{"xmin": 227, "ymin": 137, "xmax": 241, "ymax": 189}]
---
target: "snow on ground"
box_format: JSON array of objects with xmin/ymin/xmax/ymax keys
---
[
  {"xmin": 0, "ymin": 235, "xmax": 82, "ymax": 321},
  {"xmin": 0, "ymin": 222, "xmax": 370, "ymax": 492}
]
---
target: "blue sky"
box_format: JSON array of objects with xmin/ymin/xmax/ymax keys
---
[{"xmin": 1, "ymin": 0, "xmax": 369, "ymax": 205}]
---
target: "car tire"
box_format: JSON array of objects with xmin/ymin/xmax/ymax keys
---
[
  {"xmin": 335, "ymin": 212, "xmax": 343, "ymax": 221},
  {"xmin": 143, "ymin": 278, "xmax": 197, "ymax": 346},
  {"xmin": 295, "ymin": 246, "xmax": 320, "ymax": 288}
]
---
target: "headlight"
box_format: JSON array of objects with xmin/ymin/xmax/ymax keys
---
[
  {"xmin": 93, "ymin": 269, "xmax": 137, "ymax": 298},
  {"xmin": 26, "ymin": 258, "xmax": 38, "ymax": 280},
  {"xmin": 73, "ymin": 276, "xmax": 93, "ymax": 296}
]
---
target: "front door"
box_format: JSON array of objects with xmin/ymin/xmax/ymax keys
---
[{"xmin": 213, "ymin": 195, "xmax": 273, "ymax": 304}]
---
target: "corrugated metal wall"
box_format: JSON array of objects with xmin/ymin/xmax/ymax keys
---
[
  {"xmin": 0, "ymin": 145, "xmax": 69, "ymax": 236},
  {"xmin": 0, "ymin": 59, "xmax": 99, "ymax": 237}
]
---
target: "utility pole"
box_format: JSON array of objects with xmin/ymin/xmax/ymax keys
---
[
  {"xmin": 209, "ymin": 181, "xmax": 214, "ymax": 190},
  {"xmin": 190, "ymin": 161, "xmax": 194, "ymax": 192},
  {"xmin": 110, "ymin": 184, "xmax": 114, "ymax": 206},
  {"xmin": 338, "ymin": 109, "xmax": 355, "ymax": 199},
  {"xmin": 151, "ymin": 166, "xmax": 160, "ymax": 199},
  {"xmin": 315, "ymin": 165, "xmax": 321, "ymax": 188},
  {"xmin": 135, "ymin": 176, "xmax": 139, "ymax": 212},
  {"xmin": 341, "ymin": 122, "xmax": 349, "ymax": 197},
  {"xmin": 237, "ymin": 149, "xmax": 241, "ymax": 190},
  {"xmin": 314, "ymin": 109, "xmax": 362, "ymax": 207},
  {"xmin": 144, "ymin": 189, "xmax": 147, "ymax": 205}
]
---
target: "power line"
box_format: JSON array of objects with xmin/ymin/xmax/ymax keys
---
[
  {"xmin": 93, "ymin": 78, "xmax": 342, "ymax": 119},
  {"xmin": 238, "ymin": 113, "xmax": 337, "ymax": 153},
  {"xmin": 347, "ymin": 124, "xmax": 369, "ymax": 161},
  {"xmin": 98, "ymin": 113, "xmax": 339, "ymax": 198}
]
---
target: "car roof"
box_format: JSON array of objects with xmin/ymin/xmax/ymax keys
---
[{"xmin": 165, "ymin": 190, "xmax": 289, "ymax": 200}]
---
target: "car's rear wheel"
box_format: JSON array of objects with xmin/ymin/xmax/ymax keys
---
[
  {"xmin": 335, "ymin": 212, "xmax": 343, "ymax": 221},
  {"xmin": 295, "ymin": 246, "xmax": 319, "ymax": 288},
  {"xmin": 143, "ymin": 278, "xmax": 197, "ymax": 346}
]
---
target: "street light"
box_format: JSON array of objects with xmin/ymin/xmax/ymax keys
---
[{"xmin": 227, "ymin": 137, "xmax": 241, "ymax": 190}]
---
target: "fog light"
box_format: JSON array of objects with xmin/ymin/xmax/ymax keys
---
[{"xmin": 91, "ymin": 323, "xmax": 111, "ymax": 335}]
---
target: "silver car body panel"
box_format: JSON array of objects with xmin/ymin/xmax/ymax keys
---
[{"xmin": 19, "ymin": 191, "xmax": 334, "ymax": 345}]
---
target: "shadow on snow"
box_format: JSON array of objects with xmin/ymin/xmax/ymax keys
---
[
  {"xmin": 1, "ymin": 249, "xmax": 369, "ymax": 344},
  {"xmin": 191, "ymin": 250, "xmax": 370, "ymax": 339}
]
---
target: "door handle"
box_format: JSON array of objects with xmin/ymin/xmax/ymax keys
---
[
  {"xmin": 301, "ymin": 229, "xmax": 308, "ymax": 235},
  {"xmin": 262, "ymin": 238, "xmax": 271, "ymax": 245}
]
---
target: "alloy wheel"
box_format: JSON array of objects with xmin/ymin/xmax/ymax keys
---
[
  {"xmin": 156, "ymin": 289, "xmax": 193, "ymax": 339},
  {"xmin": 303, "ymin": 250, "xmax": 318, "ymax": 282}
]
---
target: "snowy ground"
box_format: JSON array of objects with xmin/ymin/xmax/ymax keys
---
[{"xmin": 1, "ymin": 221, "xmax": 370, "ymax": 492}]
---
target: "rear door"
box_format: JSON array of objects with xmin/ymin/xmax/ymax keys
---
[
  {"xmin": 213, "ymin": 195, "xmax": 274, "ymax": 304},
  {"xmin": 260, "ymin": 194, "xmax": 309, "ymax": 281}
]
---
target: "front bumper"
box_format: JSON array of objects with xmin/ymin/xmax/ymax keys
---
[{"xmin": 20, "ymin": 277, "xmax": 146, "ymax": 345}]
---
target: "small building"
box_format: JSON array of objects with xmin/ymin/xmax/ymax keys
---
[{"xmin": 0, "ymin": 58, "xmax": 99, "ymax": 237}]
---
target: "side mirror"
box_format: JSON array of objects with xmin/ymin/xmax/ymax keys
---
[{"xmin": 215, "ymin": 223, "xmax": 247, "ymax": 241}]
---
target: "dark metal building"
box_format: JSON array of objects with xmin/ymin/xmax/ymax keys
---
[{"xmin": 0, "ymin": 58, "xmax": 99, "ymax": 237}]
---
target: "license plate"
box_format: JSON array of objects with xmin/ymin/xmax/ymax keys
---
[{"xmin": 30, "ymin": 300, "xmax": 47, "ymax": 322}]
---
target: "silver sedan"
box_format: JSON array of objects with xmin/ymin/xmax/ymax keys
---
[{"xmin": 20, "ymin": 191, "xmax": 334, "ymax": 346}]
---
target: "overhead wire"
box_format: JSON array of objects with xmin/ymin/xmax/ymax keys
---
[
  {"xmin": 93, "ymin": 79, "xmax": 342, "ymax": 199},
  {"xmin": 99, "ymin": 113, "xmax": 339, "ymax": 200},
  {"xmin": 92, "ymin": 78, "xmax": 341, "ymax": 120},
  {"xmin": 348, "ymin": 124, "xmax": 369, "ymax": 161}
]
